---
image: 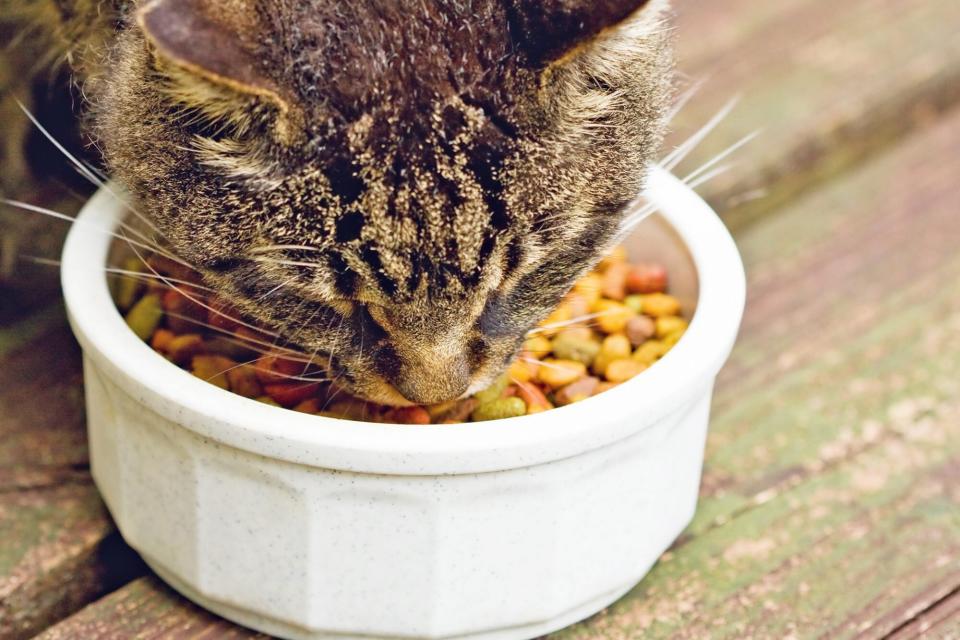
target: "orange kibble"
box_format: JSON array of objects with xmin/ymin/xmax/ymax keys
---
[
  {"xmin": 597, "ymin": 245, "xmax": 628, "ymax": 271},
  {"xmin": 637, "ymin": 293, "xmax": 681, "ymax": 317},
  {"xmin": 522, "ymin": 335, "xmax": 553, "ymax": 358},
  {"xmin": 605, "ymin": 358, "xmax": 647, "ymax": 383},
  {"xmin": 150, "ymin": 328, "xmax": 175, "ymax": 353},
  {"xmin": 225, "ymin": 364, "xmax": 263, "ymax": 398},
  {"xmin": 601, "ymin": 262, "xmax": 629, "ymax": 301},
  {"xmin": 655, "ymin": 315, "xmax": 689, "ymax": 338},
  {"xmin": 593, "ymin": 299, "xmax": 636, "ymax": 334},
  {"xmin": 507, "ymin": 359, "xmax": 537, "ymax": 383},
  {"xmin": 572, "ymin": 273, "xmax": 603, "ymax": 306},
  {"xmin": 191, "ymin": 355, "xmax": 236, "ymax": 390},
  {"xmin": 563, "ymin": 292, "xmax": 591, "ymax": 320},
  {"xmin": 537, "ymin": 359, "xmax": 587, "ymax": 388},
  {"xmin": 293, "ymin": 398, "xmax": 322, "ymax": 414},
  {"xmin": 633, "ymin": 340, "xmax": 669, "ymax": 366},
  {"xmin": 537, "ymin": 304, "xmax": 572, "ymax": 337}
]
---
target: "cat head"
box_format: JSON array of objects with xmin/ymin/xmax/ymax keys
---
[{"xmin": 94, "ymin": 0, "xmax": 672, "ymax": 405}]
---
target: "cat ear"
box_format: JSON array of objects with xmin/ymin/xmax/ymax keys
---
[
  {"xmin": 507, "ymin": 0, "xmax": 656, "ymax": 64},
  {"xmin": 137, "ymin": 0, "xmax": 299, "ymax": 139}
]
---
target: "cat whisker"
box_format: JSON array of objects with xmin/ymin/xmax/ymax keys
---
[
  {"xmin": 120, "ymin": 234, "xmax": 284, "ymax": 340},
  {"xmin": 664, "ymin": 77, "xmax": 706, "ymax": 124},
  {"xmin": 24, "ymin": 257, "xmax": 201, "ymax": 298},
  {"xmin": 15, "ymin": 100, "xmax": 167, "ymax": 240},
  {"xmin": 256, "ymin": 276, "xmax": 298, "ymax": 302},
  {"xmin": 518, "ymin": 356, "xmax": 571, "ymax": 372},
  {"xmin": 158, "ymin": 310, "xmax": 318, "ymax": 361},
  {"xmin": 659, "ymin": 95, "xmax": 740, "ymax": 172},
  {"xmin": 104, "ymin": 268, "xmax": 218, "ymax": 294},
  {"xmin": 249, "ymin": 256, "xmax": 323, "ymax": 270},
  {"xmin": 2, "ymin": 198, "xmax": 192, "ymax": 270},
  {"xmin": 681, "ymin": 130, "xmax": 759, "ymax": 185},
  {"xmin": 685, "ymin": 163, "xmax": 733, "ymax": 191},
  {"xmin": 526, "ymin": 310, "xmax": 615, "ymax": 335},
  {"xmin": 248, "ymin": 244, "xmax": 322, "ymax": 255},
  {"xmin": 201, "ymin": 354, "xmax": 330, "ymax": 385},
  {"xmin": 619, "ymin": 124, "xmax": 759, "ymax": 233}
]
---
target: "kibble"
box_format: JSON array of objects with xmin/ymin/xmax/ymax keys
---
[
  {"xmin": 472, "ymin": 397, "xmax": 527, "ymax": 421},
  {"xmin": 593, "ymin": 299, "xmax": 636, "ymax": 334},
  {"xmin": 117, "ymin": 244, "xmax": 688, "ymax": 423},
  {"xmin": 551, "ymin": 331, "xmax": 601, "ymax": 365},
  {"xmin": 538, "ymin": 359, "xmax": 588, "ymax": 388},
  {"xmin": 125, "ymin": 293, "xmax": 163, "ymax": 341},
  {"xmin": 626, "ymin": 315, "xmax": 656, "ymax": 346},
  {"xmin": 555, "ymin": 376, "xmax": 600, "ymax": 406},
  {"xmin": 636, "ymin": 292, "xmax": 681, "ymax": 318},
  {"xmin": 605, "ymin": 359, "xmax": 647, "ymax": 383}
]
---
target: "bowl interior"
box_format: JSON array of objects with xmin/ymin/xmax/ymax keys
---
[{"xmin": 64, "ymin": 167, "xmax": 744, "ymax": 475}]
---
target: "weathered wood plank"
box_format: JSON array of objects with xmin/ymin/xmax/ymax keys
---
[
  {"xmin": 0, "ymin": 314, "xmax": 87, "ymax": 471},
  {"xmin": 547, "ymin": 102, "xmax": 960, "ymax": 638},
  {"xmin": 38, "ymin": 108, "xmax": 960, "ymax": 639},
  {"xmin": 0, "ymin": 318, "xmax": 143, "ymax": 639},
  {"xmin": 885, "ymin": 588, "xmax": 960, "ymax": 640},
  {"xmin": 33, "ymin": 576, "xmax": 269, "ymax": 640},
  {"xmin": 0, "ymin": 484, "xmax": 142, "ymax": 640},
  {"xmin": 670, "ymin": 0, "xmax": 960, "ymax": 229}
]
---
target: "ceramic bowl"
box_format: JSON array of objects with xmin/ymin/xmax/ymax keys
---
[{"xmin": 61, "ymin": 166, "xmax": 745, "ymax": 640}]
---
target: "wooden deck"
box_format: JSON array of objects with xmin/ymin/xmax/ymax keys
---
[{"xmin": 2, "ymin": 1, "xmax": 960, "ymax": 638}]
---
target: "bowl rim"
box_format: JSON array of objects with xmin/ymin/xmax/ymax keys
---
[{"xmin": 61, "ymin": 166, "xmax": 746, "ymax": 475}]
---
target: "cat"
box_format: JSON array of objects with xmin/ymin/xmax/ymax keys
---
[{"xmin": 1, "ymin": 0, "xmax": 673, "ymax": 405}]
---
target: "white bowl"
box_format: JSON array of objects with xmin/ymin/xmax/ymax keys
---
[{"xmin": 61, "ymin": 167, "xmax": 745, "ymax": 640}]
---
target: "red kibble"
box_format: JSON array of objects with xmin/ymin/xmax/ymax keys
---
[
  {"xmin": 146, "ymin": 255, "xmax": 203, "ymax": 285},
  {"xmin": 254, "ymin": 354, "xmax": 308, "ymax": 384},
  {"xmin": 263, "ymin": 382, "xmax": 321, "ymax": 407},
  {"xmin": 207, "ymin": 296, "xmax": 243, "ymax": 332},
  {"xmin": 384, "ymin": 406, "xmax": 432, "ymax": 425},
  {"xmin": 162, "ymin": 289, "xmax": 207, "ymax": 330},
  {"xmin": 167, "ymin": 333, "xmax": 206, "ymax": 365},
  {"xmin": 626, "ymin": 263, "xmax": 668, "ymax": 294},
  {"xmin": 515, "ymin": 380, "xmax": 553, "ymax": 413},
  {"xmin": 234, "ymin": 326, "xmax": 273, "ymax": 347}
]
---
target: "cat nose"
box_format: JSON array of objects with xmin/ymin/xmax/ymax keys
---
[{"xmin": 392, "ymin": 354, "xmax": 471, "ymax": 405}]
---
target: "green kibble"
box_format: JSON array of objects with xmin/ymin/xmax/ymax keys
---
[
  {"xmin": 473, "ymin": 373, "xmax": 510, "ymax": 405},
  {"xmin": 471, "ymin": 397, "xmax": 527, "ymax": 422},
  {"xmin": 125, "ymin": 293, "xmax": 163, "ymax": 341},
  {"xmin": 623, "ymin": 294, "xmax": 644, "ymax": 314},
  {"xmin": 115, "ymin": 257, "xmax": 146, "ymax": 310},
  {"xmin": 551, "ymin": 334, "xmax": 601, "ymax": 365}
]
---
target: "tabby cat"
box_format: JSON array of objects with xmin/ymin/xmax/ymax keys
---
[{"xmin": 0, "ymin": 0, "xmax": 672, "ymax": 405}]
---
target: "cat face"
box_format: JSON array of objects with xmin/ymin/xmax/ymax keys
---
[{"xmin": 95, "ymin": 0, "xmax": 672, "ymax": 405}]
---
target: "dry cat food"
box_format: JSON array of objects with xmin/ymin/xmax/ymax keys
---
[{"xmin": 116, "ymin": 248, "xmax": 688, "ymax": 423}]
